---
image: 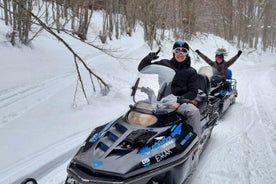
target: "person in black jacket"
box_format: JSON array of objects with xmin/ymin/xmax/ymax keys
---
[{"xmin": 138, "ymin": 41, "xmax": 201, "ymax": 139}]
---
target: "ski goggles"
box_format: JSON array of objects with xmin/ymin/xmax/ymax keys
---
[
  {"xmin": 173, "ymin": 47, "xmax": 189, "ymax": 55},
  {"xmin": 216, "ymin": 55, "xmax": 223, "ymax": 59}
]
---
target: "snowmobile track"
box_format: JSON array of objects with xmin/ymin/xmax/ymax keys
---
[{"xmin": 0, "ymin": 73, "xmax": 75, "ymax": 128}]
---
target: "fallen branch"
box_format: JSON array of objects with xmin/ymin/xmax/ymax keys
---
[{"xmin": 19, "ymin": 3, "xmax": 110, "ymax": 104}]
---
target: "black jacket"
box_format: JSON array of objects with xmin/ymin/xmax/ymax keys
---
[{"xmin": 138, "ymin": 55, "xmax": 198, "ymax": 102}]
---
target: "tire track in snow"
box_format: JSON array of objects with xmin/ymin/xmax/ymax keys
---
[
  {"xmin": 192, "ymin": 103, "xmax": 255, "ymax": 183},
  {"xmin": 0, "ymin": 72, "xmax": 75, "ymax": 128},
  {"xmin": 194, "ymin": 75, "xmax": 255, "ymax": 169},
  {"xmin": 243, "ymin": 72, "xmax": 276, "ymax": 184},
  {"xmin": 190, "ymin": 66, "xmax": 257, "ymax": 183},
  {"xmin": 251, "ymin": 71, "xmax": 276, "ymax": 159},
  {"xmin": 190, "ymin": 62, "xmax": 276, "ymax": 184},
  {"xmin": 0, "ymin": 129, "xmax": 90, "ymax": 184}
]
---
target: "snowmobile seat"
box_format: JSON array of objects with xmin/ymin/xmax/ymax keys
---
[
  {"xmin": 195, "ymin": 74, "xmax": 210, "ymax": 110},
  {"xmin": 196, "ymin": 73, "xmax": 210, "ymax": 95}
]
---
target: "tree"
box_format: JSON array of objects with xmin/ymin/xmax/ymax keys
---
[
  {"xmin": 1, "ymin": 0, "xmax": 33, "ymax": 45},
  {"xmin": 0, "ymin": 0, "xmax": 110, "ymax": 105}
]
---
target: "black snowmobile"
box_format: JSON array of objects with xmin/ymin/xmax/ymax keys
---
[
  {"xmin": 20, "ymin": 64, "xmax": 237, "ymax": 184},
  {"xmin": 63, "ymin": 64, "xmax": 237, "ymax": 184},
  {"xmin": 198, "ymin": 66, "xmax": 238, "ymax": 116}
]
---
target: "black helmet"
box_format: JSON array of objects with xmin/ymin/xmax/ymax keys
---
[{"xmin": 173, "ymin": 40, "xmax": 189, "ymax": 51}]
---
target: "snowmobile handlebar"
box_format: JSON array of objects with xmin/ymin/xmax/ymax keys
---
[{"xmin": 140, "ymin": 87, "xmax": 156, "ymax": 103}]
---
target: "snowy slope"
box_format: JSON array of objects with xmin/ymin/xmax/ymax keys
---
[{"xmin": 0, "ymin": 15, "xmax": 276, "ymax": 184}]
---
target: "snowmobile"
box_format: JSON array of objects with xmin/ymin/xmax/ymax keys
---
[
  {"xmin": 198, "ymin": 66, "xmax": 238, "ymax": 116},
  {"xmin": 20, "ymin": 64, "xmax": 237, "ymax": 184},
  {"xmin": 63, "ymin": 64, "xmax": 228, "ymax": 184}
]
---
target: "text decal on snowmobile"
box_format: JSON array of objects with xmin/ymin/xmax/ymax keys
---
[
  {"xmin": 155, "ymin": 150, "xmax": 173, "ymax": 162},
  {"xmin": 141, "ymin": 157, "xmax": 151, "ymax": 167},
  {"xmin": 141, "ymin": 149, "xmax": 174, "ymax": 167},
  {"xmin": 138, "ymin": 122, "xmax": 183, "ymax": 157},
  {"xmin": 138, "ymin": 137, "xmax": 173, "ymax": 157},
  {"xmin": 180, "ymin": 132, "xmax": 194, "ymax": 146}
]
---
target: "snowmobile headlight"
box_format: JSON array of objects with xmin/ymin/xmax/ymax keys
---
[{"xmin": 127, "ymin": 111, "xmax": 157, "ymax": 126}]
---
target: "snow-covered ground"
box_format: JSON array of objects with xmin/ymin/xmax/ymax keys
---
[{"xmin": 0, "ymin": 12, "xmax": 276, "ymax": 184}]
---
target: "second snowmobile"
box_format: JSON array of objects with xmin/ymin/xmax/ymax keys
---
[{"xmin": 198, "ymin": 66, "xmax": 237, "ymax": 116}]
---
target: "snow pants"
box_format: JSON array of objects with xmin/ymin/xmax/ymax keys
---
[{"xmin": 176, "ymin": 103, "xmax": 201, "ymax": 139}]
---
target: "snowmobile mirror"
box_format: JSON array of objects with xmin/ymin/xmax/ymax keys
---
[
  {"xmin": 20, "ymin": 178, "xmax": 38, "ymax": 184},
  {"xmin": 131, "ymin": 77, "xmax": 140, "ymax": 103},
  {"xmin": 157, "ymin": 82, "xmax": 167, "ymax": 101},
  {"xmin": 155, "ymin": 47, "xmax": 161, "ymax": 55}
]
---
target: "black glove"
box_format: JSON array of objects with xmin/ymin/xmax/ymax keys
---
[
  {"xmin": 238, "ymin": 50, "xmax": 242, "ymax": 56},
  {"xmin": 195, "ymin": 49, "xmax": 200, "ymax": 54},
  {"xmin": 176, "ymin": 96, "xmax": 190, "ymax": 104},
  {"xmin": 147, "ymin": 52, "xmax": 159, "ymax": 60}
]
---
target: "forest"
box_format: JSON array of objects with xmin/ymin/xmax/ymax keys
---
[{"xmin": 0, "ymin": 0, "xmax": 275, "ymax": 52}]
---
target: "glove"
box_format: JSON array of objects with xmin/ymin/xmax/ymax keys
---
[
  {"xmin": 161, "ymin": 94, "xmax": 177, "ymax": 104},
  {"xmin": 176, "ymin": 96, "xmax": 190, "ymax": 104},
  {"xmin": 147, "ymin": 52, "xmax": 159, "ymax": 60},
  {"xmin": 238, "ymin": 50, "xmax": 242, "ymax": 56},
  {"xmin": 195, "ymin": 49, "xmax": 200, "ymax": 54},
  {"xmin": 158, "ymin": 94, "xmax": 177, "ymax": 109}
]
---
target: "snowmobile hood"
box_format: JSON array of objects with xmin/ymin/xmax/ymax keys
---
[
  {"xmin": 68, "ymin": 114, "xmax": 198, "ymax": 180},
  {"xmin": 66, "ymin": 65, "xmax": 200, "ymax": 183}
]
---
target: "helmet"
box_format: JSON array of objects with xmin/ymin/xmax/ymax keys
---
[
  {"xmin": 173, "ymin": 40, "xmax": 189, "ymax": 51},
  {"xmin": 215, "ymin": 51, "xmax": 224, "ymax": 58}
]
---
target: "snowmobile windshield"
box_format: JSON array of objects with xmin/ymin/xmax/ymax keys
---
[
  {"xmin": 134, "ymin": 65, "xmax": 175, "ymax": 104},
  {"xmin": 129, "ymin": 65, "xmax": 177, "ymax": 123}
]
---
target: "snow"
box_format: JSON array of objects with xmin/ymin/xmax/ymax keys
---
[{"xmin": 0, "ymin": 12, "xmax": 276, "ymax": 184}]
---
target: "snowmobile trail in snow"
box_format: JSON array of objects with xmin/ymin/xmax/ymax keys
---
[
  {"xmin": 0, "ymin": 129, "xmax": 89, "ymax": 184},
  {"xmin": 0, "ymin": 67, "xmax": 134, "ymax": 184},
  {"xmin": 189, "ymin": 61, "xmax": 276, "ymax": 184},
  {"xmin": 13, "ymin": 146, "xmax": 77, "ymax": 184},
  {"xmin": 0, "ymin": 72, "xmax": 75, "ymax": 128}
]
